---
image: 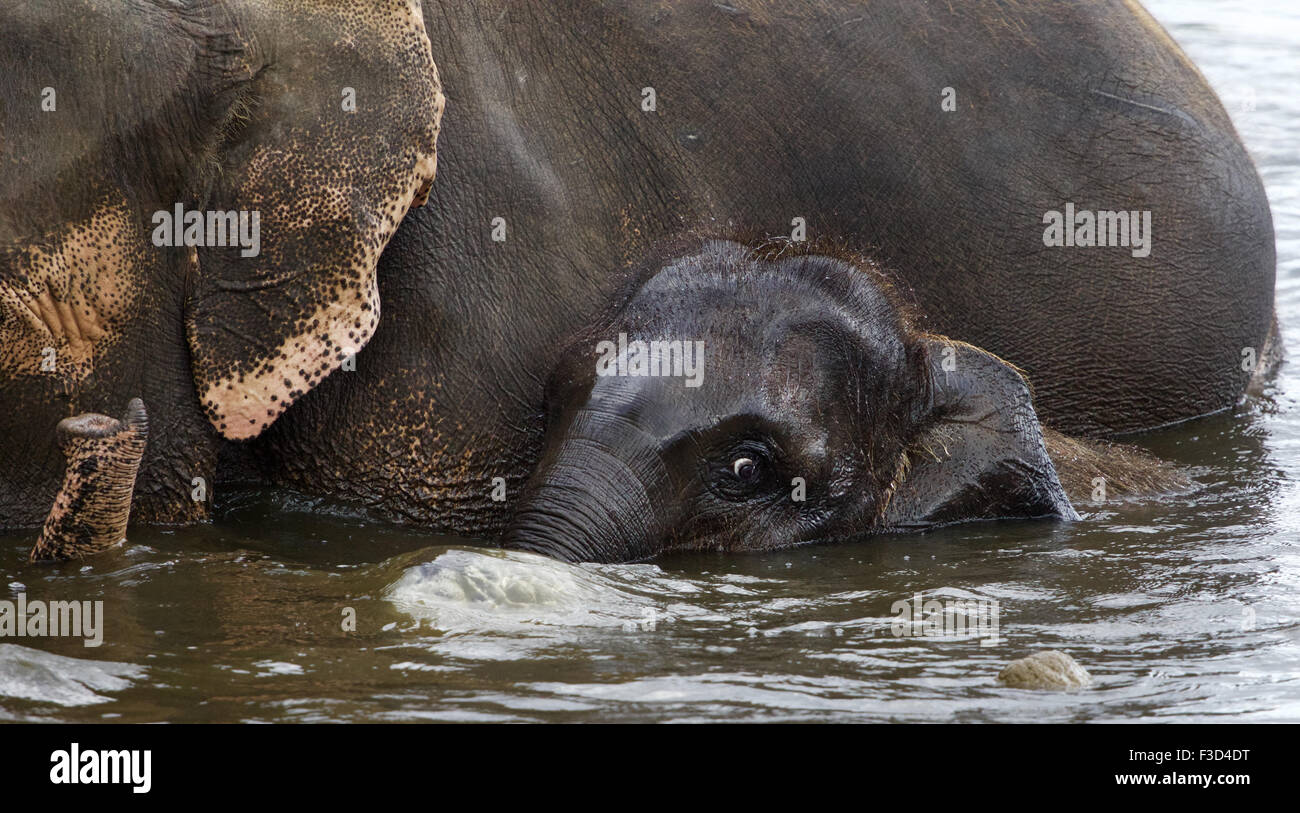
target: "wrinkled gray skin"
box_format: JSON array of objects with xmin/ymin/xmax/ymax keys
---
[{"xmin": 0, "ymin": 0, "xmax": 1276, "ymax": 564}]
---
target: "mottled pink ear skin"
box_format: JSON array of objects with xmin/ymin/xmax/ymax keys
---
[{"xmin": 187, "ymin": 0, "xmax": 444, "ymax": 441}]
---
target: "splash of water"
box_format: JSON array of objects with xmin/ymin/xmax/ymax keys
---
[
  {"xmin": 385, "ymin": 547, "xmax": 662, "ymax": 633},
  {"xmin": 0, "ymin": 644, "xmax": 144, "ymax": 708}
]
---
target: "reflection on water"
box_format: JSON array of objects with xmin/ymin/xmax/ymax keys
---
[{"xmin": 2, "ymin": 0, "xmax": 1299, "ymax": 722}]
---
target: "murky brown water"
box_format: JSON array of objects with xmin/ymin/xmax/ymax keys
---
[{"xmin": 3, "ymin": 0, "xmax": 1298, "ymax": 722}]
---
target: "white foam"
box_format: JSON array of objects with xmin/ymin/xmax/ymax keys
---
[
  {"xmin": 0, "ymin": 644, "xmax": 144, "ymax": 707},
  {"xmin": 385, "ymin": 547, "xmax": 658, "ymax": 633}
]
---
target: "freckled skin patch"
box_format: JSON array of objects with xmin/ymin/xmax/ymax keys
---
[{"xmin": 0, "ymin": 198, "xmax": 145, "ymax": 387}]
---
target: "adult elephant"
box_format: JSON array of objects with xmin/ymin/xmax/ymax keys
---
[{"xmin": 1, "ymin": 1, "xmax": 1276, "ymax": 563}]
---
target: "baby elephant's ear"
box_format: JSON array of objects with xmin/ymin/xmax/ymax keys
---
[
  {"xmin": 187, "ymin": 1, "xmax": 443, "ymax": 440},
  {"xmin": 882, "ymin": 338, "xmax": 1078, "ymax": 530}
]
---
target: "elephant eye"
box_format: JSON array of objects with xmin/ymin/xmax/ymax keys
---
[
  {"xmin": 701, "ymin": 434, "xmax": 781, "ymax": 502},
  {"xmin": 732, "ymin": 457, "xmax": 760, "ymax": 482}
]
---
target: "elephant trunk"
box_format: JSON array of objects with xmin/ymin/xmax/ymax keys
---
[
  {"xmin": 30, "ymin": 399, "xmax": 148, "ymax": 562},
  {"xmin": 503, "ymin": 418, "xmax": 668, "ymax": 564}
]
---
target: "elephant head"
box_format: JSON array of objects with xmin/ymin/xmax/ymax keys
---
[
  {"xmin": 503, "ymin": 240, "xmax": 1077, "ymax": 563},
  {"xmin": 1, "ymin": 0, "xmax": 444, "ymax": 525}
]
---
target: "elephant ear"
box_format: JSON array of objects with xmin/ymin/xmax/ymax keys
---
[
  {"xmin": 187, "ymin": 0, "xmax": 443, "ymax": 440},
  {"xmin": 882, "ymin": 337, "xmax": 1079, "ymax": 529}
]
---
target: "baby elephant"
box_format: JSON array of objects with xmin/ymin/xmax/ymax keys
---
[
  {"xmin": 503, "ymin": 240, "xmax": 1173, "ymax": 563},
  {"xmin": 30, "ymin": 399, "xmax": 148, "ymax": 562}
]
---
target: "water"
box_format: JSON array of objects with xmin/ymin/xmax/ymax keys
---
[{"xmin": 2, "ymin": 0, "xmax": 1298, "ymax": 722}]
